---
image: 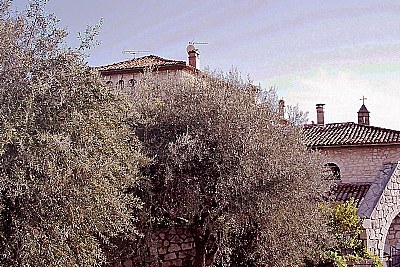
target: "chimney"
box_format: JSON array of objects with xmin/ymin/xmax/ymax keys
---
[
  {"xmin": 316, "ymin": 104, "xmax": 325, "ymax": 126},
  {"xmin": 186, "ymin": 44, "xmax": 199, "ymax": 69},
  {"xmin": 278, "ymin": 99, "xmax": 285, "ymax": 118},
  {"xmin": 278, "ymin": 99, "xmax": 287, "ymax": 124}
]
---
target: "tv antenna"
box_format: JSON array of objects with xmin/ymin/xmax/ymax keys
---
[
  {"xmin": 187, "ymin": 41, "xmax": 208, "ymax": 54},
  {"xmin": 123, "ymin": 50, "xmax": 151, "ymax": 58},
  {"xmin": 188, "ymin": 41, "xmax": 208, "ymax": 46}
]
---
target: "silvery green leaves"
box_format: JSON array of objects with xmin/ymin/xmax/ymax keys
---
[
  {"xmin": 0, "ymin": 2, "xmax": 144, "ymax": 266},
  {"xmin": 132, "ymin": 70, "xmax": 330, "ymax": 267}
]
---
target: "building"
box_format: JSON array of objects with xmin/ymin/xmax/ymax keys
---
[
  {"xmin": 303, "ymin": 103, "xmax": 400, "ymax": 264},
  {"xmin": 96, "ymin": 44, "xmax": 200, "ymax": 89}
]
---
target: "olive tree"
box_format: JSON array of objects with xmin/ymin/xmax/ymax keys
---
[
  {"xmin": 131, "ymin": 72, "xmax": 331, "ymax": 267},
  {"xmin": 0, "ymin": 1, "xmax": 144, "ymax": 266}
]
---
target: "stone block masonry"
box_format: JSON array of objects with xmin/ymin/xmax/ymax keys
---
[
  {"xmin": 321, "ymin": 145, "xmax": 400, "ymax": 183},
  {"xmin": 118, "ymin": 226, "xmax": 197, "ymax": 267},
  {"xmin": 358, "ymin": 162, "xmax": 400, "ymax": 260}
]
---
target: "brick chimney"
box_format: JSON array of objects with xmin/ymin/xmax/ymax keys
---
[
  {"xmin": 278, "ymin": 99, "xmax": 285, "ymax": 118},
  {"xmin": 278, "ymin": 99, "xmax": 287, "ymax": 124},
  {"xmin": 316, "ymin": 104, "xmax": 325, "ymax": 126},
  {"xmin": 186, "ymin": 44, "xmax": 199, "ymax": 69}
]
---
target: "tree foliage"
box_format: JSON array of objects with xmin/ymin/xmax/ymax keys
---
[
  {"xmin": 286, "ymin": 103, "xmax": 309, "ymax": 125},
  {"xmin": 131, "ymin": 71, "xmax": 331, "ymax": 266},
  {"xmin": 259, "ymin": 85, "xmax": 309, "ymax": 125},
  {"xmin": 0, "ymin": 1, "xmax": 144, "ymax": 265},
  {"xmin": 321, "ymin": 199, "xmax": 383, "ymax": 267}
]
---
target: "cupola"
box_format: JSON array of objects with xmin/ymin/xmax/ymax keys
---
[{"xmin": 358, "ymin": 96, "xmax": 370, "ymax": 126}]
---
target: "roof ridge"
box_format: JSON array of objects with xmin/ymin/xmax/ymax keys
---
[
  {"xmin": 309, "ymin": 122, "xmax": 400, "ymax": 133},
  {"xmin": 97, "ymin": 55, "xmax": 185, "ymax": 67},
  {"xmin": 144, "ymin": 54, "xmax": 186, "ymax": 63},
  {"xmin": 303, "ymin": 121, "xmax": 400, "ymax": 147},
  {"xmin": 94, "ymin": 54, "xmax": 187, "ymax": 72}
]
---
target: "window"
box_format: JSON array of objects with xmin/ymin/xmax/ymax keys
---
[
  {"xmin": 324, "ymin": 163, "xmax": 341, "ymax": 180},
  {"xmin": 118, "ymin": 79, "xmax": 124, "ymax": 89},
  {"xmin": 106, "ymin": 81, "xmax": 113, "ymax": 86},
  {"xmin": 129, "ymin": 79, "xmax": 136, "ymax": 87}
]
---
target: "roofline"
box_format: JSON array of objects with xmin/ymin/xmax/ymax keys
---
[
  {"xmin": 309, "ymin": 142, "xmax": 400, "ymax": 149},
  {"xmin": 97, "ymin": 63, "xmax": 195, "ymax": 75},
  {"xmin": 304, "ymin": 122, "xmax": 400, "ymax": 133}
]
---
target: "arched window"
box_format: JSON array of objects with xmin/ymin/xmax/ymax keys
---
[
  {"xmin": 118, "ymin": 79, "xmax": 124, "ymax": 89},
  {"xmin": 324, "ymin": 163, "xmax": 341, "ymax": 180},
  {"xmin": 106, "ymin": 81, "xmax": 113, "ymax": 86},
  {"xmin": 129, "ymin": 79, "xmax": 136, "ymax": 87}
]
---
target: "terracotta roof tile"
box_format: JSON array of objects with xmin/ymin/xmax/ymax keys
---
[
  {"xmin": 331, "ymin": 183, "xmax": 371, "ymax": 207},
  {"xmin": 303, "ymin": 122, "xmax": 400, "ymax": 147},
  {"xmin": 95, "ymin": 55, "xmax": 187, "ymax": 72}
]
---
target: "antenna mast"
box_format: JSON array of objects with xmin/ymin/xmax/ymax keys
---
[
  {"xmin": 189, "ymin": 41, "xmax": 208, "ymax": 46},
  {"xmin": 123, "ymin": 50, "xmax": 151, "ymax": 58}
]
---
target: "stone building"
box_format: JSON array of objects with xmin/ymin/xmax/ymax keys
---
[
  {"xmin": 303, "ymin": 103, "xmax": 400, "ymax": 265},
  {"xmin": 96, "ymin": 44, "xmax": 200, "ymax": 89}
]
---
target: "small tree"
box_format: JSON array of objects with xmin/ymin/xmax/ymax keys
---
[
  {"xmin": 321, "ymin": 199, "xmax": 383, "ymax": 267},
  {"xmin": 0, "ymin": 1, "xmax": 144, "ymax": 266},
  {"xmin": 132, "ymin": 72, "xmax": 331, "ymax": 266}
]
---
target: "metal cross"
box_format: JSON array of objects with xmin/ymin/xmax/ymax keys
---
[{"xmin": 360, "ymin": 95, "xmax": 367, "ymax": 105}]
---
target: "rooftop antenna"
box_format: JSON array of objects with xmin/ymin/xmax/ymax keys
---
[
  {"xmin": 186, "ymin": 41, "xmax": 208, "ymax": 69},
  {"xmin": 123, "ymin": 50, "xmax": 151, "ymax": 58},
  {"xmin": 188, "ymin": 41, "xmax": 208, "ymax": 46},
  {"xmin": 186, "ymin": 41, "xmax": 208, "ymax": 53}
]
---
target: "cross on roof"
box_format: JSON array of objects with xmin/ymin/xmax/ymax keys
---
[{"xmin": 360, "ymin": 95, "xmax": 367, "ymax": 105}]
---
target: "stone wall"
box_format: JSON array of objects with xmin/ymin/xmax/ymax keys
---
[
  {"xmin": 118, "ymin": 226, "xmax": 196, "ymax": 267},
  {"xmin": 358, "ymin": 162, "xmax": 400, "ymax": 260},
  {"xmin": 385, "ymin": 214, "xmax": 400, "ymax": 250},
  {"xmin": 320, "ymin": 145, "xmax": 400, "ymax": 183},
  {"xmin": 102, "ymin": 69, "xmax": 193, "ymax": 92}
]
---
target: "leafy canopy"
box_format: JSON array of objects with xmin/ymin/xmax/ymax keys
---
[
  {"xmin": 322, "ymin": 199, "xmax": 383, "ymax": 267},
  {"xmin": 0, "ymin": 1, "xmax": 144, "ymax": 266},
  {"xmin": 132, "ymin": 71, "xmax": 331, "ymax": 267}
]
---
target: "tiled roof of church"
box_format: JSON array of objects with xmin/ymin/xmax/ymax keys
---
[
  {"xmin": 96, "ymin": 55, "xmax": 187, "ymax": 72},
  {"xmin": 331, "ymin": 183, "xmax": 371, "ymax": 207},
  {"xmin": 303, "ymin": 122, "xmax": 400, "ymax": 147}
]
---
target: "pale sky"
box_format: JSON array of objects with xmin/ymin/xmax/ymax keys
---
[{"xmin": 13, "ymin": 0, "xmax": 400, "ymax": 130}]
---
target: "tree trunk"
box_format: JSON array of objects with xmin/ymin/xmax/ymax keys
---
[
  {"xmin": 192, "ymin": 238, "xmax": 206, "ymax": 267},
  {"xmin": 192, "ymin": 221, "xmax": 208, "ymax": 267}
]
